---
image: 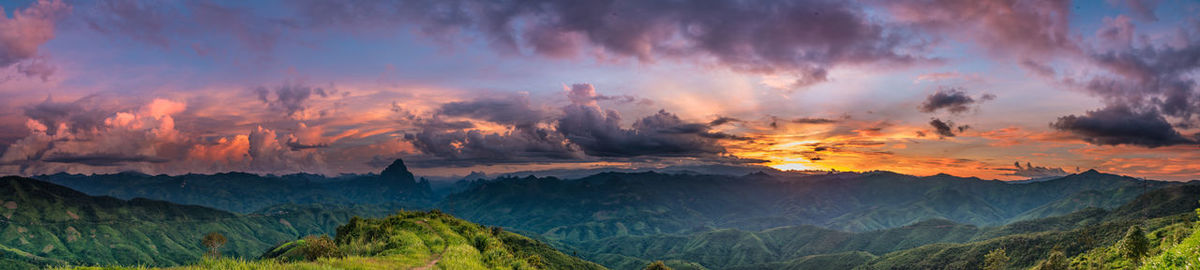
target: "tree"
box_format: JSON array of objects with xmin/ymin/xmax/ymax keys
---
[
  {"xmin": 299, "ymin": 235, "xmax": 340, "ymax": 261},
  {"xmin": 201, "ymin": 232, "xmax": 227, "ymax": 258},
  {"xmin": 1118, "ymin": 225, "xmax": 1150, "ymax": 262},
  {"xmin": 983, "ymin": 248, "xmax": 1010, "ymax": 270},
  {"xmin": 1033, "ymin": 250, "xmax": 1067, "ymax": 270},
  {"xmin": 644, "ymin": 261, "xmax": 673, "ymax": 270}
]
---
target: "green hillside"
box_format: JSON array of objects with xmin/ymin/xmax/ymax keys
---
[
  {"xmin": 59, "ymin": 210, "xmax": 607, "ymax": 270},
  {"xmin": 550, "ymin": 184, "xmax": 1200, "ymax": 269},
  {"xmin": 0, "ymin": 176, "xmax": 392, "ymax": 267},
  {"xmin": 439, "ymin": 170, "xmax": 1166, "ymax": 243},
  {"xmin": 860, "ymin": 184, "xmax": 1200, "ymax": 269}
]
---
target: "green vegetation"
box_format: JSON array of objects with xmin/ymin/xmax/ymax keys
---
[
  {"xmin": 982, "ymin": 248, "xmax": 1008, "ymax": 270},
  {"xmin": 55, "ymin": 211, "xmax": 606, "ymax": 269},
  {"xmin": 36, "ymin": 159, "xmax": 434, "ymax": 213},
  {"xmin": 8, "ymin": 167, "xmax": 1200, "ymax": 270},
  {"xmin": 644, "ymin": 261, "xmax": 672, "ymax": 270},
  {"xmin": 0, "ymin": 176, "xmax": 393, "ymax": 267},
  {"xmin": 440, "ymin": 170, "xmax": 1167, "ymax": 244},
  {"xmin": 200, "ymin": 232, "xmax": 226, "ymax": 258}
]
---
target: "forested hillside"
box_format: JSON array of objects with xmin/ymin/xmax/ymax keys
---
[
  {"xmin": 0, "ymin": 176, "xmax": 391, "ymax": 268},
  {"xmin": 439, "ymin": 170, "xmax": 1167, "ymax": 243},
  {"xmin": 36, "ymin": 159, "xmax": 434, "ymax": 213}
]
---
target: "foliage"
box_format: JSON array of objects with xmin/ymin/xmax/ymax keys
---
[
  {"xmin": 439, "ymin": 170, "xmax": 1165, "ymax": 244},
  {"xmin": 297, "ymin": 235, "xmax": 339, "ymax": 261},
  {"xmin": 0, "ymin": 176, "xmax": 394, "ymax": 267},
  {"xmin": 200, "ymin": 232, "xmax": 226, "ymax": 258},
  {"xmin": 1033, "ymin": 250, "xmax": 1068, "ymax": 270},
  {"xmin": 1118, "ymin": 225, "xmax": 1150, "ymax": 262},
  {"xmin": 982, "ymin": 248, "xmax": 1009, "ymax": 270},
  {"xmin": 643, "ymin": 260, "xmax": 672, "ymax": 270}
]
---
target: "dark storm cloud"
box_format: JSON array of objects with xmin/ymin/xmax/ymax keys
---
[
  {"xmin": 708, "ymin": 116, "xmax": 741, "ymax": 126},
  {"xmin": 81, "ymin": 0, "xmax": 291, "ymax": 55},
  {"xmin": 255, "ymin": 83, "xmax": 334, "ymax": 117},
  {"xmin": 929, "ymin": 118, "xmax": 967, "ymax": 137},
  {"xmin": 998, "ymin": 161, "xmax": 1069, "ymax": 178},
  {"xmin": 41, "ymin": 153, "xmax": 169, "ymax": 166},
  {"xmin": 919, "ymin": 88, "xmax": 994, "ymax": 114},
  {"xmin": 557, "ymin": 105, "xmax": 726, "ymax": 157},
  {"xmin": 792, "ymin": 117, "xmax": 841, "ymax": 124},
  {"xmin": 404, "ymin": 83, "xmax": 739, "ymax": 164},
  {"xmin": 403, "ymin": 96, "xmax": 579, "ymax": 164},
  {"xmin": 884, "ymin": 0, "xmax": 1076, "ymax": 58},
  {"xmin": 1050, "ymin": 106, "xmax": 1195, "ymax": 148},
  {"xmin": 291, "ymin": 0, "xmax": 928, "ymax": 88},
  {"xmin": 285, "ymin": 141, "xmax": 328, "ymax": 151},
  {"xmin": 23, "ymin": 96, "xmax": 113, "ymax": 136},
  {"xmin": 438, "ymin": 96, "xmax": 552, "ymax": 127}
]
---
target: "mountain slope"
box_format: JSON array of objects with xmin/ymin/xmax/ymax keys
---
[
  {"xmin": 554, "ymin": 183, "xmax": 1200, "ymax": 270},
  {"xmin": 440, "ymin": 170, "xmax": 1168, "ymax": 243},
  {"xmin": 0, "ymin": 176, "xmax": 388, "ymax": 267},
  {"xmin": 36, "ymin": 159, "xmax": 434, "ymax": 213},
  {"xmin": 860, "ymin": 184, "xmax": 1200, "ymax": 269}
]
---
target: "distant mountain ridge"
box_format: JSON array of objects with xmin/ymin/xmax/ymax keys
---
[
  {"xmin": 35, "ymin": 159, "xmax": 435, "ymax": 213},
  {"xmin": 437, "ymin": 169, "xmax": 1173, "ymax": 242}
]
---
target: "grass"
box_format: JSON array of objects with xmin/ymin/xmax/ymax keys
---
[{"xmin": 52, "ymin": 210, "xmax": 605, "ymax": 270}]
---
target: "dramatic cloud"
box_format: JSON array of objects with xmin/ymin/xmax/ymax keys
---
[
  {"xmin": 919, "ymin": 88, "xmax": 994, "ymax": 114},
  {"xmin": 439, "ymin": 96, "xmax": 553, "ymax": 128},
  {"xmin": 999, "ymin": 161, "xmax": 1069, "ymax": 178},
  {"xmin": 885, "ymin": 0, "xmax": 1076, "ymax": 58},
  {"xmin": 404, "ymin": 95, "xmax": 579, "ymax": 165},
  {"xmin": 1051, "ymin": 106, "xmax": 1195, "ymax": 148},
  {"xmin": 80, "ymin": 0, "xmax": 289, "ymax": 56},
  {"xmin": 0, "ymin": 0, "xmax": 67, "ymax": 80},
  {"xmin": 558, "ymin": 84, "xmax": 731, "ymax": 157},
  {"xmin": 1, "ymin": 98, "xmax": 188, "ymax": 173},
  {"xmin": 0, "ymin": 96, "xmax": 334, "ymax": 175},
  {"xmin": 254, "ymin": 82, "xmax": 338, "ymax": 118},
  {"xmin": 285, "ymin": 0, "xmax": 931, "ymax": 88},
  {"xmin": 401, "ymin": 83, "xmax": 740, "ymax": 165},
  {"xmin": 929, "ymin": 118, "xmax": 968, "ymax": 137}
]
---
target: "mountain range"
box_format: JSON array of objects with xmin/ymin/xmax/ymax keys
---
[{"xmin": 3, "ymin": 159, "xmax": 1197, "ymax": 269}]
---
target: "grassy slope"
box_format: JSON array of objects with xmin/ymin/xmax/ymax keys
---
[
  {"xmin": 859, "ymin": 184, "xmax": 1200, "ymax": 270},
  {"xmin": 0, "ymin": 176, "xmax": 392, "ymax": 267},
  {"xmin": 569, "ymin": 184, "xmax": 1200, "ymax": 270},
  {"xmin": 61, "ymin": 211, "xmax": 607, "ymax": 270}
]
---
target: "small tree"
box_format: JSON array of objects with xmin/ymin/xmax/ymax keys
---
[
  {"xmin": 644, "ymin": 261, "xmax": 673, "ymax": 270},
  {"xmin": 299, "ymin": 235, "xmax": 341, "ymax": 261},
  {"xmin": 983, "ymin": 248, "xmax": 1010, "ymax": 270},
  {"xmin": 1033, "ymin": 250, "xmax": 1067, "ymax": 270},
  {"xmin": 201, "ymin": 232, "xmax": 227, "ymax": 258},
  {"xmin": 1118, "ymin": 225, "xmax": 1150, "ymax": 262}
]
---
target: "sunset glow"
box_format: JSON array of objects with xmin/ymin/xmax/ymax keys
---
[{"xmin": 0, "ymin": 0, "xmax": 1198, "ymax": 181}]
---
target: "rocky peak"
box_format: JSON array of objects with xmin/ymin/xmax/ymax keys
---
[{"xmin": 380, "ymin": 159, "xmax": 417, "ymax": 185}]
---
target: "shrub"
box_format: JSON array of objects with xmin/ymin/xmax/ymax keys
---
[
  {"xmin": 299, "ymin": 235, "xmax": 341, "ymax": 261},
  {"xmin": 644, "ymin": 260, "xmax": 673, "ymax": 270},
  {"xmin": 982, "ymin": 248, "xmax": 1009, "ymax": 270},
  {"xmin": 1118, "ymin": 225, "xmax": 1150, "ymax": 262}
]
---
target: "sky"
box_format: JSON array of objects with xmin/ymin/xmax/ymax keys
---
[{"xmin": 0, "ymin": 0, "xmax": 1198, "ymax": 180}]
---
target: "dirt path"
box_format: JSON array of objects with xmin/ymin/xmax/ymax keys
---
[
  {"xmin": 412, "ymin": 219, "xmax": 440, "ymax": 270},
  {"xmin": 413, "ymin": 253, "xmax": 441, "ymax": 270}
]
